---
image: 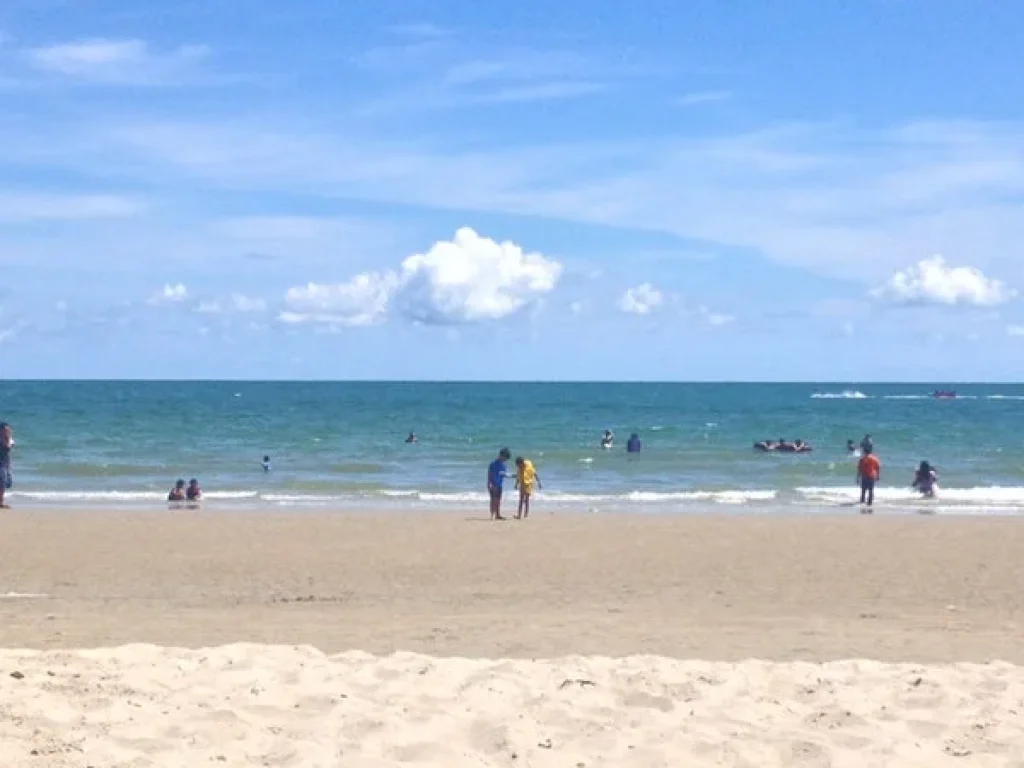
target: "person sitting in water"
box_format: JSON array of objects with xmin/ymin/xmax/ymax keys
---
[
  {"xmin": 776, "ymin": 439, "xmax": 795, "ymax": 453},
  {"xmin": 626, "ymin": 433, "xmax": 642, "ymax": 453},
  {"xmin": 168, "ymin": 479, "xmax": 187, "ymax": 503},
  {"xmin": 185, "ymin": 478, "xmax": 202, "ymax": 503},
  {"xmin": 405, "ymin": 432, "xmax": 418, "ymax": 444},
  {"xmin": 601, "ymin": 430, "xmax": 614, "ymax": 449},
  {"xmin": 912, "ymin": 461, "xmax": 938, "ymax": 498}
]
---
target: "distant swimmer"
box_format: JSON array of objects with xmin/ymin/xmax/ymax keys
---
[
  {"xmin": 912, "ymin": 461, "xmax": 938, "ymax": 498},
  {"xmin": 627, "ymin": 433, "xmax": 642, "ymax": 453},
  {"xmin": 847, "ymin": 439, "xmax": 857, "ymax": 454},
  {"xmin": 186, "ymin": 478, "xmax": 203, "ymax": 504},
  {"xmin": 754, "ymin": 440, "xmax": 778, "ymax": 452},
  {"xmin": 262, "ymin": 455, "xmax": 271, "ymax": 472},
  {"xmin": 857, "ymin": 449, "xmax": 881, "ymax": 511},
  {"xmin": 860, "ymin": 434, "xmax": 874, "ymax": 454},
  {"xmin": 405, "ymin": 432, "xmax": 418, "ymax": 444},
  {"xmin": 514, "ymin": 456, "xmax": 542, "ymax": 519},
  {"xmin": 601, "ymin": 430, "xmax": 614, "ymax": 449},
  {"xmin": 168, "ymin": 478, "xmax": 187, "ymax": 504}
]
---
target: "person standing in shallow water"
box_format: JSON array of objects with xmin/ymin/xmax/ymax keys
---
[
  {"xmin": 514, "ymin": 456, "xmax": 541, "ymax": 520},
  {"xmin": 857, "ymin": 449, "xmax": 881, "ymax": 511},
  {"xmin": 487, "ymin": 448, "xmax": 511, "ymax": 521},
  {"xmin": 0, "ymin": 422, "xmax": 13, "ymax": 509}
]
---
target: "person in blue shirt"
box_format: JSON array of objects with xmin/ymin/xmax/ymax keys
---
[
  {"xmin": 487, "ymin": 447, "xmax": 512, "ymax": 520},
  {"xmin": 626, "ymin": 433, "xmax": 642, "ymax": 453}
]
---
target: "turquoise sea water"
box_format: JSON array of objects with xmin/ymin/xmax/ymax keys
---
[{"xmin": 1, "ymin": 381, "xmax": 1023, "ymax": 514}]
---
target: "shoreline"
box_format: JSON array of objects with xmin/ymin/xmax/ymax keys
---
[{"xmin": 1, "ymin": 509, "xmax": 1022, "ymax": 661}]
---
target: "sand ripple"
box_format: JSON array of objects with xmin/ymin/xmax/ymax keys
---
[{"xmin": 0, "ymin": 646, "xmax": 1022, "ymax": 767}]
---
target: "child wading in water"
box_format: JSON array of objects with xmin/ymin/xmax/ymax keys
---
[{"xmin": 514, "ymin": 456, "xmax": 541, "ymax": 519}]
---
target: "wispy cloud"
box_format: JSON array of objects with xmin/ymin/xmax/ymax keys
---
[
  {"xmin": 676, "ymin": 90, "xmax": 732, "ymax": 107},
  {"xmin": 385, "ymin": 22, "xmax": 453, "ymax": 39},
  {"xmin": 27, "ymin": 38, "xmax": 208, "ymax": 85},
  {"xmin": 7, "ymin": 112, "xmax": 1024, "ymax": 284},
  {"xmin": 148, "ymin": 283, "xmax": 188, "ymax": 305},
  {"xmin": 0, "ymin": 192, "xmax": 143, "ymax": 222}
]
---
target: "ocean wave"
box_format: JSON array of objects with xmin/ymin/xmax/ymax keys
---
[
  {"xmin": 810, "ymin": 390, "xmax": 869, "ymax": 399},
  {"xmin": 986, "ymin": 395, "xmax": 1024, "ymax": 401},
  {"xmin": 795, "ymin": 486, "xmax": 1024, "ymax": 506},
  {"xmin": 9, "ymin": 488, "xmax": 778, "ymax": 506}
]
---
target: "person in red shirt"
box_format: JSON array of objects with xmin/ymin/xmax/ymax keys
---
[{"xmin": 857, "ymin": 450, "xmax": 881, "ymax": 510}]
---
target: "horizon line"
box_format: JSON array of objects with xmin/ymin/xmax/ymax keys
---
[{"xmin": 0, "ymin": 378, "xmax": 1020, "ymax": 385}]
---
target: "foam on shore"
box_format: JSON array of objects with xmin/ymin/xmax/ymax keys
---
[{"xmin": 1, "ymin": 645, "xmax": 1021, "ymax": 766}]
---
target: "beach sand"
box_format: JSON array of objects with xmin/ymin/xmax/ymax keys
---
[{"xmin": 0, "ymin": 511, "xmax": 1022, "ymax": 766}]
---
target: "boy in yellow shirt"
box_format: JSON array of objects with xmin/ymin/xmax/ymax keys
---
[{"xmin": 514, "ymin": 456, "xmax": 542, "ymax": 519}]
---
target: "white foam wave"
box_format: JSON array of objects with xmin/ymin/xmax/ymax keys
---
[
  {"xmin": 0, "ymin": 592, "xmax": 48, "ymax": 599},
  {"xmin": 986, "ymin": 395, "xmax": 1024, "ymax": 401},
  {"xmin": 796, "ymin": 486, "xmax": 1024, "ymax": 506},
  {"xmin": 11, "ymin": 490, "xmax": 259, "ymax": 502},
  {"xmin": 811, "ymin": 390, "xmax": 869, "ymax": 399}
]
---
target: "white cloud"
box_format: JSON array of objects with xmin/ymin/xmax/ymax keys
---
[
  {"xmin": 394, "ymin": 227, "xmax": 561, "ymax": 323},
  {"xmin": 569, "ymin": 301, "xmax": 583, "ymax": 315},
  {"xmin": 148, "ymin": 283, "xmax": 188, "ymax": 305},
  {"xmin": 870, "ymin": 255, "xmax": 1016, "ymax": 307},
  {"xmin": 1008, "ymin": 325, "xmax": 1024, "ymax": 337},
  {"xmin": 281, "ymin": 273, "xmax": 397, "ymax": 327},
  {"xmin": 28, "ymin": 38, "xmax": 208, "ymax": 85},
  {"xmin": 0, "ymin": 326, "xmax": 16, "ymax": 344},
  {"xmin": 280, "ymin": 228, "xmax": 561, "ymax": 327},
  {"xmin": 617, "ymin": 283, "xmax": 663, "ymax": 315}
]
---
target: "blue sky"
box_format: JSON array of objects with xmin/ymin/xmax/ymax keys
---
[{"xmin": 1, "ymin": 0, "xmax": 1023, "ymax": 380}]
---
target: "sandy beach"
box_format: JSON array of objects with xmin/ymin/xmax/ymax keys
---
[{"xmin": 1, "ymin": 511, "xmax": 1022, "ymax": 766}]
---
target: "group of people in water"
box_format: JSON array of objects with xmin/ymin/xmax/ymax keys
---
[
  {"xmin": 601, "ymin": 430, "xmax": 643, "ymax": 453},
  {"xmin": 167, "ymin": 478, "xmax": 203, "ymax": 505},
  {"xmin": 486, "ymin": 448, "xmax": 542, "ymax": 521},
  {"xmin": 753, "ymin": 439, "xmax": 813, "ymax": 453},
  {"xmin": 850, "ymin": 434, "xmax": 938, "ymax": 510}
]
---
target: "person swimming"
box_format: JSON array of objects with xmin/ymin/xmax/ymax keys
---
[
  {"xmin": 847, "ymin": 439, "xmax": 857, "ymax": 453},
  {"xmin": 185, "ymin": 478, "xmax": 202, "ymax": 503},
  {"xmin": 601, "ymin": 430, "xmax": 614, "ymax": 449},
  {"xmin": 405, "ymin": 432, "xmax": 418, "ymax": 444},
  {"xmin": 753, "ymin": 440, "xmax": 778, "ymax": 452},
  {"xmin": 168, "ymin": 479, "xmax": 187, "ymax": 503},
  {"xmin": 262, "ymin": 455, "xmax": 271, "ymax": 472},
  {"xmin": 626, "ymin": 433, "xmax": 642, "ymax": 453},
  {"xmin": 912, "ymin": 461, "xmax": 938, "ymax": 498}
]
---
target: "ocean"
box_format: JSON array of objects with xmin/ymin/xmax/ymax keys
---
[{"xmin": 1, "ymin": 381, "xmax": 1023, "ymax": 514}]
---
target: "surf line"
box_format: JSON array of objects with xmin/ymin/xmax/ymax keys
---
[{"xmin": 0, "ymin": 592, "xmax": 50, "ymax": 599}]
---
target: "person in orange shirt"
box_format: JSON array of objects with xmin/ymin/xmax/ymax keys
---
[{"xmin": 857, "ymin": 449, "xmax": 881, "ymax": 510}]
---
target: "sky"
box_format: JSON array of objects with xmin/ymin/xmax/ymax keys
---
[{"xmin": 0, "ymin": 0, "xmax": 1023, "ymax": 381}]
